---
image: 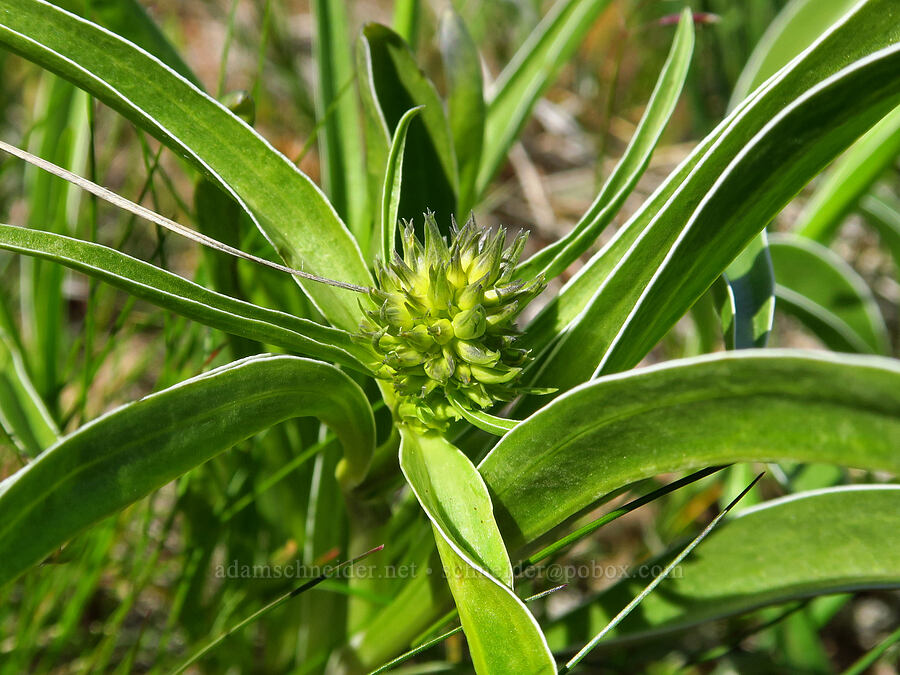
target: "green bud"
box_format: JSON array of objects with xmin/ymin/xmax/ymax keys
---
[
  {"xmin": 384, "ymin": 346, "xmax": 426, "ymax": 368},
  {"xmin": 456, "ymin": 280, "xmax": 484, "ymax": 310},
  {"xmin": 469, "ymin": 363, "xmax": 521, "ymax": 384},
  {"xmin": 447, "ymin": 255, "xmax": 468, "ymax": 289},
  {"xmin": 424, "ymin": 351, "xmax": 455, "ymax": 383},
  {"xmin": 428, "ymin": 318, "xmax": 455, "ymax": 345},
  {"xmin": 419, "ymin": 378, "xmax": 441, "ymax": 397},
  {"xmin": 379, "ymin": 294, "xmax": 414, "ymax": 329},
  {"xmin": 461, "ymin": 382, "xmax": 493, "ymax": 408},
  {"xmin": 454, "ymin": 362, "xmax": 473, "ymax": 384},
  {"xmin": 452, "ymin": 306, "xmax": 487, "ymax": 340},
  {"xmin": 428, "ymin": 264, "xmax": 454, "ymax": 310},
  {"xmin": 395, "ymin": 374, "xmax": 428, "ymax": 396},
  {"xmin": 459, "ymin": 240, "xmax": 478, "ymax": 272},
  {"xmin": 401, "ymin": 324, "xmax": 435, "ymax": 351},
  {"xmin": 501, "ymin": 347, "xmax": 530, "ymax": 366},
  {"xmin": 377, "ymin": 332, "xmax": 403, "ymax": 351},
  {"xmin": 468, "ymin": 231, "xmax": 504, "ymax": 285},
  {"xmin": 400, "ymin": 223, "xmax": 424, "ymax": 267},
  {"xmin": 454, "ymin": 340, "xmax": 500, "ymax": 366},
  {"xmin": 485, "ymin": 301, "xmax": 520, "ymax": 328},
  {"xmin": 423, "ymin": 213, "xmax": 449, "ymax": 266},
  {"xmin": 499, "ymin": 232, "xmax": 528, "ymax": 283}
]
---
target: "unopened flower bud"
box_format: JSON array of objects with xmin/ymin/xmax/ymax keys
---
[
  {"xmin": 428, "ymin": 318, "xmax": 454, "ymax": 345},
  {"xmin": 452, "ymin": 306, "xmax": 487, "ymax": 340},
  {"xmin": 401, "ymin": 324, "xmax": 435, "ymax": 351},
  {"xmin": 454, "ymin": 340, "xmax": 500, "ymax": 366},
  {"xmin": 456, "ymin": 280, "xmax": 484, "ymax": 310},
  {"xmin": 424, "ymin": 351, "xmax": 455, "ymax": 383},
  {"xmin": 469, "ymin": 363, "xmax": 521, "ymax": 384}
]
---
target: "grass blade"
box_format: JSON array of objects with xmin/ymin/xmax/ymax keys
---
[
  {"xmin": 438, "ymin": 9, "xmax": 484, "ymax": 218},
  {"xmin": 392, "ymin": 0, "xmax": 420, "ymax": 48},
  {"xmin": 0, "ymin": 328, "xmax": 59, "ymax": 457},
  {"xmin": 843, "ymin": 624, "xmax": 900, "ymax": 675},
  {"xmin": 547, "ymin": 486, "xmax": 900, "ymax": 647},
  {"xmin": 312, "ymin": 0, "xmax": 369, "ymax": 241},
  {"xmin": 20, "ymin": 74, "xmax": 85, "ymax": 410},
  {"xmin": 730, "ymin": 0, "xmax": 857, "ymax": 107},
  {"xmin": 477, "ymin": 0, "xmax": 612, "ymax": 196},
  {"xmin": 560, "ymin": 473, "xmax": 763, "ymax": 672},
  {"xmin": 172, "ymin": 545, "xmax": 385, "ymax": 674},
  {"xmin": 861, "ymin": 191, "xmax": 900, "ymax": 274},
  {"xmin": 797, "ymin": 105, "xmax": 900, "ymax": 242},
  {"xmin": 515, "ymin": 466, "xmax": 726, "ymax": 573}
]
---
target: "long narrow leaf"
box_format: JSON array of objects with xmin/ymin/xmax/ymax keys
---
[
  {"xmin": 439, "ymin": 9, "xmax": 484, "ymax": 218},
  {"xmin": 522, "ymin": 0, "xmax": 900, "ymax": 365},
  {"xmin": 516, "ymin": 466, "xmax": 726, "ymax": 573},
  {"xmin": 52, "ymin": 0, "xmax": 201, "ymax": 86},
  {"xmin": 380, "ymin": 106, "xmax": 422, "ymax": 262},
  {"xmin": 843, "ymin": 623, "xmax": 900, "ymax": 675},
  {"xmin": 0, "ymin": 354, "xmax": 376, "ymax": 588},
  {"xmin": 861, "ymin": 192, "xmax": 900, "ymax": 273},
  {"xmin": 0, "ymin": 329, "xmax": 59, "ymax": 457},
  {"xmin": 357, "ymin": 24, "xmax": 457, "ymax": 231},
  {"xmin": 0, "ymin": 225, "xmax": 370, "ymax": 370},
  {"xmin": 559, "ymin": 474, "xmax": 763, "ymax": 672},
  {"xmin": 370, "ymin": 586, "xmax": 565, "ymax": 675},
  {"xmin": 730, "ymin": 0, "xmax": 857, "ymax": 107},
  {"xmin": 400, "ymin": 431, "xmax": 555, "ymax": 674},
  {"xmin": 173, "ymin": 545, "xmax": 384, "ymax": 674},
  {"xmin": 311, "ymin": 0, "xmax": 369, "ymax": 242},
  {"xmin": 348, "ymin": 347, "xmax": 900, "ymax": 667},
  {"xmin": 515, "ymin": 9, "xmax": 694, "ymax": 282},
  {"xmin": 20, "ymin": 74, "xmax": 85, "ymax": 406},
  {"xmin": 0, "ymin": 139, "xmax": 369, "ymax": 294},
  {"xmin": 715, "ymin": 232, "xmax": 775, "ymax": 349},
  {"xmin": 481, "ymin": 350, "xmax": 900, "ymax": 550},
  {"xmin": 796, "ymin": 105, "xmax": 900, "ymax": 242}
]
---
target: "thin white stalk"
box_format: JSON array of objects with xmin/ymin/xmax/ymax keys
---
[{"xmin": 0, "ymin": 138, "xmax": 370, "ymax": 294}]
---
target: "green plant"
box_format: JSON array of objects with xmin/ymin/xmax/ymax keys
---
[{"xmin": 1, "ymin": 0, "xmax": 899, "ymax": 672}]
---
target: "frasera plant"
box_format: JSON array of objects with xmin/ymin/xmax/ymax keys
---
[{"xmin": 0, "ymin": 0, "xmax": 899, "ymax": 673}]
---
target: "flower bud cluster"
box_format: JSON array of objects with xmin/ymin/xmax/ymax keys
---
[{"xmin": 358, "ymin": 215, "xmax": 544, "ymax": 431}]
